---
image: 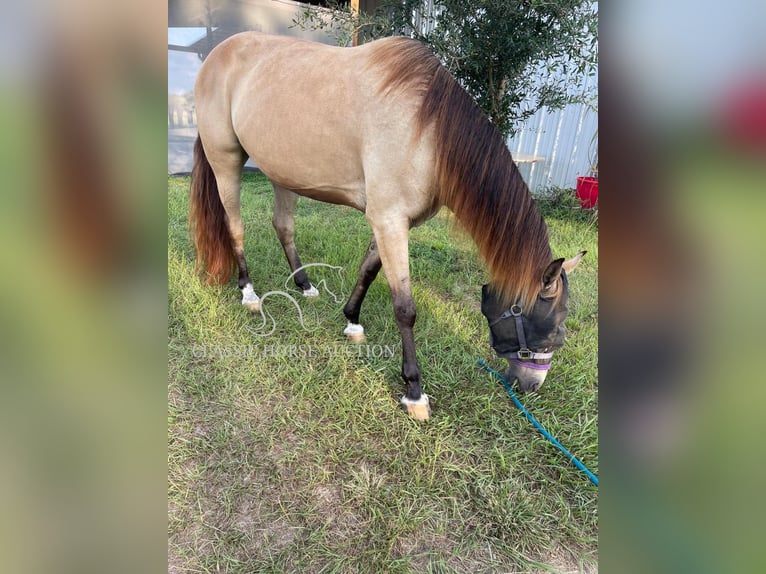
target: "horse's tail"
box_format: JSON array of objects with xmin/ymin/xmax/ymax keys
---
[{"xmin": 189, "ymin": 135, "xmax": 236, "ymax": 285}]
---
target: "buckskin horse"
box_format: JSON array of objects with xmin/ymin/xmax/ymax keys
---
[{"xmin": 189, "ymin": 32, "xmax": 584, "ymax": 420}]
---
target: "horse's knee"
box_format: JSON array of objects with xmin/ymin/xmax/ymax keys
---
[{"xmin": 393, "ymin": 297, "xmax": 416, "ymax": 328}]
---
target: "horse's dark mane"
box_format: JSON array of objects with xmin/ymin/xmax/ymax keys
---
[{"xmin": 368, "ymin": 37, "xmax": 552, "ymax": 309}]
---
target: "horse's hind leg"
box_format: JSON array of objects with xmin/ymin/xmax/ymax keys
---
[
  {"xmin": 272, "ymin": 184, "xmax": 317, "ymax": 296},
  {"xmin": 342, "ymin": 237, "xmax": 382, "ymax": 342},
  {"xmin": 210, "ymin": 153, "xmax": 260, "ymax": 310}
]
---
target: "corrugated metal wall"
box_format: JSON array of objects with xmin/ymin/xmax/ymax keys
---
[{"xmin": 507, "ymin": 73, "xmax": 598, "ymax": 194}]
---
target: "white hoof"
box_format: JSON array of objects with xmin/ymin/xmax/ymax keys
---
[
  {"xmin": 401, "ymin": 394, "xmax": 431, "ymax": 420},
  {"xmin": 343, "ymin": 322, "xmax": 365, "ymax": 342},
  {"xmin": 241, "ymin": 283, "xmax": 261, "ymax": 311},
  {"xmin": 303, "ymin": 284, "xmax": 319, "ymax": 298}
]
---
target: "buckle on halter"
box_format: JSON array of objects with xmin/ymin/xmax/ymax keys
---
[{"xmin": 518, "ymin": 348, "xmax": 533, "ymax": 360}]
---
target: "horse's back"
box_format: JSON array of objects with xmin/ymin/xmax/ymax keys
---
[{"xmin": 196, "ymin": 33, "xmax": 438, "ymax": 217}]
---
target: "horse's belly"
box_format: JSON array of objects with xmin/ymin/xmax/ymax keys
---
[
  {"xmin": 265, "ymin": 167, "xmax": 367, "ymax": 211},
  {"xmin": 291, "ymin": 186, "xmax": 367, "ymax": 211}
]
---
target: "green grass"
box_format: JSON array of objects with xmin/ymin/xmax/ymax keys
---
[{"xmin": 168, "ymin": 173, "xmax": 598, "ymax": 573}]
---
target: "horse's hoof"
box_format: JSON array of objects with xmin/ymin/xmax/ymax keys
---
[
  {"xmin": 303, "ymin": 284, "xmax": 319, "ymax": 298},
  {"xmin": 401, "ymin": 394, "xmax": 431, "ymax": 421},
  {"xmin": 343, "ymin": 322, "xmax": 365, "ymax": 343},
  {"xmin": 347, "ymin": 333, "xmax": 366, "ymax": 343},
  {"xmin": 241, "ymin": 283, "xmax": 261, "ymax": 311}
]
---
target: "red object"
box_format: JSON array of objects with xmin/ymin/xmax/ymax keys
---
[
  {"xmin": 576, "ymin": 176, "xmax": 598, "ymax": 209},
  {"xmin": 719, "ymin": 79, "xmax": 766, "ymax": 153}
]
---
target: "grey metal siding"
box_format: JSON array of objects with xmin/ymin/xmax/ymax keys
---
[{"xmin": 508, "ymin": 73, "xmax": 598, "ymax": 193}]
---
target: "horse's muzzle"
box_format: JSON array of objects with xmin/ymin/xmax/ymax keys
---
[{"xmin": 506, "ymin": 360, "xmax": 549, "ymax": 392}]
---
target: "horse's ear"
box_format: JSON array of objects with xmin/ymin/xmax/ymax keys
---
[
  {"xmin": 562, "ymin": 251, "xmax": 587, "ymax": 274},
  {"xmin": 542, "ymin": 258, "xmax": 565, "ymax": 292}
]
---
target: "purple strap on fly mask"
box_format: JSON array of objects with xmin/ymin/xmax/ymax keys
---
[{"xmin": 510, "ymin": 358, "xmax": 552, "ymax": 371}]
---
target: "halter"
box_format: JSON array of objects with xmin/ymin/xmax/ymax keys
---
[{"xmin": 489, "ymin": 304, "xmax": 553, "ymax": 371}]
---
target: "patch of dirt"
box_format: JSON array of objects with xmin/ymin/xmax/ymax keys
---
[
  {"xmin": 394, "ymin": 532, "xmax": 454, "ymax": 571},
  {"xmin": 168, "ymin": 385, "xmax": 305, "ymax": 568},
  {"xmin": 167, "ymin": 551, "xmax": 187, "ymax": 574},
  {"xmin": 313, "ymin": 483, "xmax": 362, "ymax": 541},
  {"xmin": 235, "ymin": 497, "xmax": 299, "ymax": 551},
  {"xmin": 393, "ymin": 530, "xmax": 597, "ymax": 574},
  {"xmin": 532, "ymin": 547, "xmax": 598, "ymax": 574},
  {"xmin": 169, "ymin": 520, "xmax": 212, "ymax": 564}
]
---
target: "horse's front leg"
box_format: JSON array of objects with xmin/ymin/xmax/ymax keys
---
[
  {"xmin": 392, "ymin": 289, "xmax": 429, "ymax": 419},
  {"xmin": 371, "ymin": 221, "xmax": 430, "ymax": 420}
]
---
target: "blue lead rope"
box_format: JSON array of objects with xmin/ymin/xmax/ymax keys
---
[{"xmin": 477, "ymin": 359, "xmax": 599, "ymax": 487}]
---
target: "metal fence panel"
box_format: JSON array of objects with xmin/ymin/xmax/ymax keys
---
[{"xmin": 507, "ymin": 73, "xmax": 598, "ymax": 194}]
